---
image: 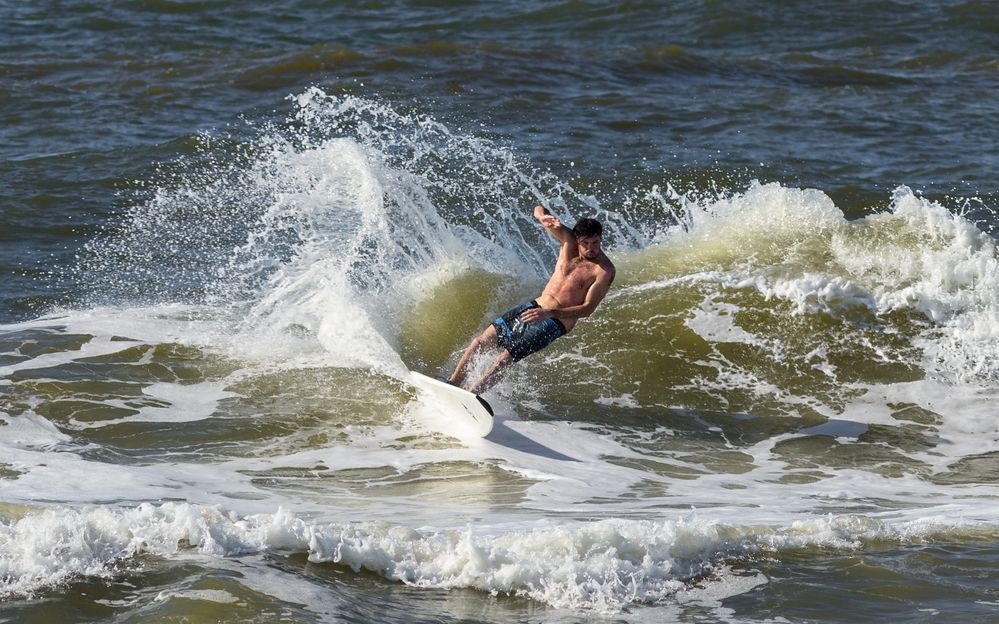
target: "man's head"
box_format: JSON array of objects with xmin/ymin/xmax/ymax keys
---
[{"xmin": 572, "ymin": 218, "xmax": 603, "ymax": 260}]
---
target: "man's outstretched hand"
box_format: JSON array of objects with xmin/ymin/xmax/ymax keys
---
[
  {"xmin": 534, "ymin": 205, "xmax": 561, "ymax": 229},
  {"xmin": 540, "ymin": 214, "xmax": 561, "ymax": 230}
]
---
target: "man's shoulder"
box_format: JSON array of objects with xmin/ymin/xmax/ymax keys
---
[
  {"xmin": 599, "ymin": 253, "xmax": 616, "ymax": 273},
  {"xmin": 596, "ymin": 256, "xmax": 616, "ymax": 282}
]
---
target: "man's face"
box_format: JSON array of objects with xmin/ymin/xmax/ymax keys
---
[{"xmin": 577, "ymin": 235, "xmax": 602, "ymax": 260}]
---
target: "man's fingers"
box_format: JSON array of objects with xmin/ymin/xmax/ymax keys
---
[{"xmin": 520, "ymin": 308, "xmax": 548, "ymax": 323}]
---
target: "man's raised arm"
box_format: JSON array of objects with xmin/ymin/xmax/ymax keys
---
[{"xmin": 534, "ymin": 205, "xmax": 575, "ymax": 245}]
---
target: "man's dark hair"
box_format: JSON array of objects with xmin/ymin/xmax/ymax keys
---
[{"xmin": 572, "ymin": 218, "xmax": 603, "ymax": 238}]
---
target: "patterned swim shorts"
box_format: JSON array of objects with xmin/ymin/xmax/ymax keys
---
[{"xmin": 492, "ymin": 300, "xmax": 568, "ymax": 361}]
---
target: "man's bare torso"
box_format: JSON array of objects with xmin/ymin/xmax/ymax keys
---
[
  {"xmin": 447, "ymin": 206, "xmax": 614, "ymax": 394},
  {"xmin": 537, "ymin": 247, "xmax": 613, "ymax": 332}
]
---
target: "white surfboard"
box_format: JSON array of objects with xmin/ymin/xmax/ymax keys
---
[{"xmin": 409, "ymin": 371, "xmax": 494, "ymax": 437}]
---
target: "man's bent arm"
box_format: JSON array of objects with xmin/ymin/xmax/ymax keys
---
[
  {"xmin": 534, "ymin": 205, "xmax": 575, "ymax": 245},
  {"xmin": 550, "ymin": 274, "xmax": 613, "ymax": 320}
]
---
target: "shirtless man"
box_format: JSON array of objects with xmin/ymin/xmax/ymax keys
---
[{"xmin": 448, "ymin": 205, "xmax": 616, "ymax": 394}]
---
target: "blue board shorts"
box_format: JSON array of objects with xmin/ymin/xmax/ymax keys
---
[{"xmin": 492, "ymin": 300, "xmax": 568, "ymax": 362}]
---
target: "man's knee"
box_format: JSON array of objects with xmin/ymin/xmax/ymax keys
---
[{"xmin": 475, "ymin": 325, "xmax": 499, "ymax": 349}]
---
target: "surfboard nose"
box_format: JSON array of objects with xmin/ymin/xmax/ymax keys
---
[{"xmin": 476, "ymin": 395, "xmax": 494, "ymax": 417}]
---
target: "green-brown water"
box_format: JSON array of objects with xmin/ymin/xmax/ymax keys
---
[{"xmin": 2, "ymin": 2, "xmax": 998, "ymax": 622}]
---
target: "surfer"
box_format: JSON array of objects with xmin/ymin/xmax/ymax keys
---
[{"xmin": 448, "ymin": 205, "xmax": 616, "ymax": 394}]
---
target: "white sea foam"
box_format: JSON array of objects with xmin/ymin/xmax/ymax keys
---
[
  {"xmin": 657, "ymin": 182, "xmax": 999, "ymax": 382},
  {"xmin": 685, "ymin": 297, "xmax": 765, "ymax": 345},
  {"xmin": 1, "ymin": 502, "xmax": 995, "ymax": 612},
  {"xmin": 4, "ymin": 295, "xmax": 999, "ymax": 533},
  {"xmin": 0, "ymin": 329, "xmax": 144, "ymax": 379},
  {"xmin": 5, "ymin": 93, "xmax": 999, "ymax": 616},
  {"xmin": 88, "ymin": 381, "xmax": 237, "ymax": 427},
  {"xmin": 0, "ymin": 412, "xmax": 73, "ymax": 450},
  {"xmin": 154, "ymin": 589, "xmax": 241, "ymax": 604}
]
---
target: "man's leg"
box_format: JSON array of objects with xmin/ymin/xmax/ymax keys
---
[
  {"xmin": 448, "ymin": 325, "xmax": 499, "ymax": 388},
  {"xmin": 468, "ymin": 349, "xmax": 513, "ymax": 395}
]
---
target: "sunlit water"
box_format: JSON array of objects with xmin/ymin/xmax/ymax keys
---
[{"xmin": 2, "ymin": 2, "xmax": 998, "ymax": 622}]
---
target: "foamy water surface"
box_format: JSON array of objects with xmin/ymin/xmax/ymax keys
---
[{"xmin": 3, "ymin": 3, "xmax": 999, "ymax": 622}]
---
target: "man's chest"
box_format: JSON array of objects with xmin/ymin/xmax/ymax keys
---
[{"xmin": 556, "ymin": 259, "xmax": 597, "ymax": 290}]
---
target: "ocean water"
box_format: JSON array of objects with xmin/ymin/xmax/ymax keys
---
[{"xmin": 2, "ymin": 2, "xmax": 999, "ymax": 622}]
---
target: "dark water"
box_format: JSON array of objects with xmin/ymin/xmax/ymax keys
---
[{"xmin": 2, "ymin": 2, "xmax": 999, "ymax": 622}]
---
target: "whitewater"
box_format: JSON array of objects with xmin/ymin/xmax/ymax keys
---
[{"xmin": 3, "ymin": 90, "xmax": 999, "ymax": 620}]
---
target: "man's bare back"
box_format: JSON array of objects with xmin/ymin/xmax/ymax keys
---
[{"xmin": 448, "ymin": 205, "xmax": 615, "ymax": 394}]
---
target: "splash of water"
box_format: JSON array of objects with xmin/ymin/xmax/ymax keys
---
[{"xmin": 76, "ymin": 90, "xmax": 614, "ymax": 369}]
